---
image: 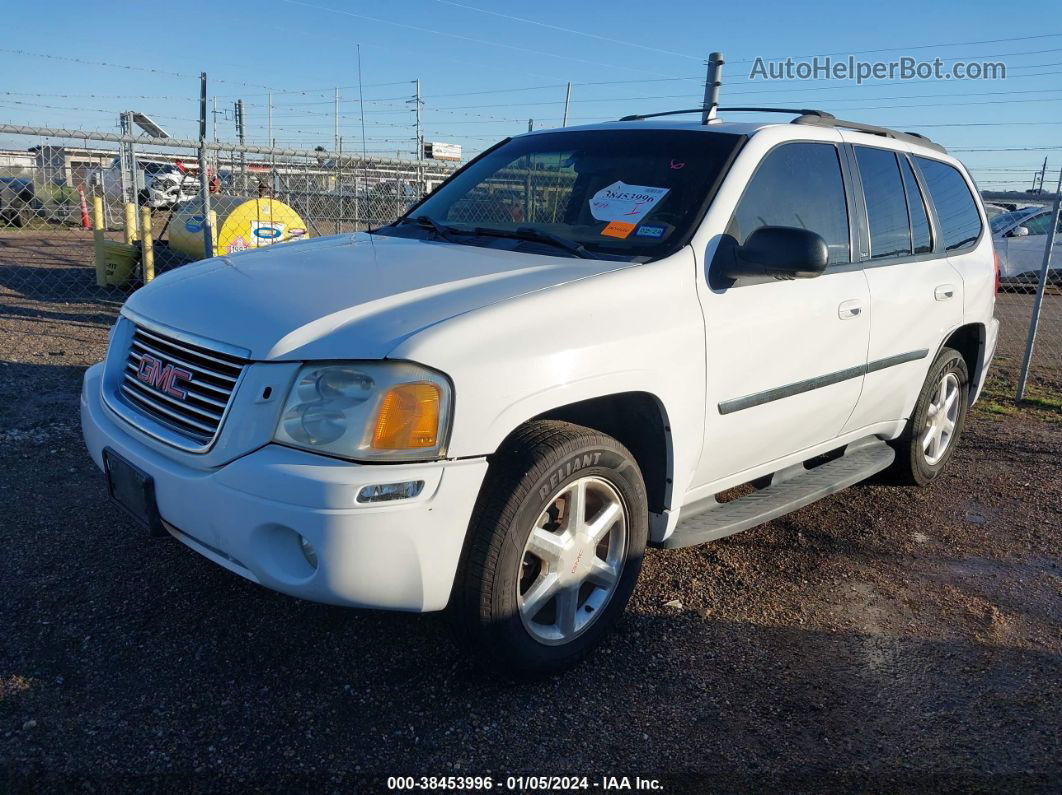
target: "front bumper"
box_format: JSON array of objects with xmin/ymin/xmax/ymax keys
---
[{"xmin": 81, "ymin": 363, "xmax": 488, "ymax": 612}]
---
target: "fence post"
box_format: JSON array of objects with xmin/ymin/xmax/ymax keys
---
[
  {"xmin": 141, "ymin": 205, "xmax": 155, "ymax": 283},
  {"xmin": 93, "ymin": 196, "xmax": 107, "ymax": 287},
  {"xmin": 197, "ymin": 72, "xmax": 215, "ymax": 259},
  {"xmin": 1015, "ymin": 167, "xmax": 1062, "ymax": 402},
  {"xmin": 702, "ymin": 52, "xmax": 724, "ymax": 124}
]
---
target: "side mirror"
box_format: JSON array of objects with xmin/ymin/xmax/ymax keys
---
[
  {"xmin": 1009, "ymin": 226, "xmax": 1030, "ymax": 238},
  {"xmin": 726, "ymin": 226, "xmax": 829, "ymax": 280}
]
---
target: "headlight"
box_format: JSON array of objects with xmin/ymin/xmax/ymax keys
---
[{"xmin": 273, "ymin": 361, "xmax": 452, "ymax": 462}]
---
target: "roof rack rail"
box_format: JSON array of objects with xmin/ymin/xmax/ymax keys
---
[
  {"xmin": 615, "ymin": 106, "xmax": 946, "ymax": 154},
  {"xmin": 792, "ymin": 114, "xmax": 947, "ymax": 153},
  {"xmin": 618, "ymin": 107, "xmax": 832, "ymax": 122}
]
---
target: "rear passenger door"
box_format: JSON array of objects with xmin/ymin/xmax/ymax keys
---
[{"xmin": 841, "ymin": 144, "xmax": 970, "ymax": 433}]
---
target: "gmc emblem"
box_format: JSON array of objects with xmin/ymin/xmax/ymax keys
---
[{"xmin": 136, "ymin": 353, "xmax": 193, "ymax": 400}]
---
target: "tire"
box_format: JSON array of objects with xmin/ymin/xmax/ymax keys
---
[
  {"xmin": 451, "ymin": 420, "xmax": 648, "ymax": 677},
  {"xmin": 888, "ymin": 346, "xmax": 969, "ymax": 486}
]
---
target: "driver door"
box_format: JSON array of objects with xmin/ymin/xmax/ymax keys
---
[{"xmin": 692, "ymin": 140, "xmax": 871, "ymax": 488}]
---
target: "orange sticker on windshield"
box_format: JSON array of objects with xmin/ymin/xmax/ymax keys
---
[{"xmin": 601, "ymin": 221, "xmax": 635, "ymax": 239}]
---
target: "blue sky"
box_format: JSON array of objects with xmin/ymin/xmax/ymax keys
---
[{"xmin": 0, "ymin": 0, "xmax": 1058, "ymax": 189}]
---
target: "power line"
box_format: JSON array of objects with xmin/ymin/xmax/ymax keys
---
[
  {"xmin": 280, "ymin": 0, "xmax": 677, "ymax": 77},
  {"xmin": 427, "ymin": 0, "xmax": 703, "ymax": 60}
]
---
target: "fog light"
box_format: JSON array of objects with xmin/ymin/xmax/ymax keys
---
[
  {"xmin": 356, "ymin": 480, "xmax": 425, "ymax": 503},
  {"xmin": 299, "ymin": 535, "xmax": 318, "ymax": 569}
]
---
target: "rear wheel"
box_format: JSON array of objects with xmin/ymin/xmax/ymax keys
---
[
  {"xmin": 451, "ymin": 420, "xmax": 648, "ymax": 677},
  {"xmin": 889, "ymin": 347, "xmax": 969, "ymax": 486}
]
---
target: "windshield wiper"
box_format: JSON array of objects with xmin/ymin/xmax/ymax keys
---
[
  {"xmin": 397, "ymin": 215, "xmax": 460, "ymax": 242},
  {"xmin": 469, "ymin": 226, "xmax": 594, "ymax": 259}
]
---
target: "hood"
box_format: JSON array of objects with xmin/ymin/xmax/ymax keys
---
[{"xmin": 125, "ymin": 233, "xmax": 631, "ymax": 361}]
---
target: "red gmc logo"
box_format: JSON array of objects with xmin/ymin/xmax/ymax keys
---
[{"xmin": 136, "ymin": 354, "xmax": 193, "ymax": 400}]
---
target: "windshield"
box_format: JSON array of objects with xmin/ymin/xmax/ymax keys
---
[
  {"xmin": 377, "ymin": 128, "xmax": 743, "ymax": 260},
  {"xmin": 990, "ymin": 209, "xmax": 1037, "ymax": 234}
]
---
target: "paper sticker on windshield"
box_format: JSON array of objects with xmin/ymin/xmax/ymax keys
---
[
  {"xmin": 590, "ymin": 181, "xmax": 670, "ymax": 224},
  {"xmin": 635, "ymin": 224, "xmax": 665, "ymax": 238},
  {"xmin": 601, "ymin": 221, "xmax": 635, "ymax": 239}
]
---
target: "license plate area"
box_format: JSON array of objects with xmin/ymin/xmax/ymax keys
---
[{"xmin": 103, "ymin": 448, "xmax": 166, "ymax": 537}]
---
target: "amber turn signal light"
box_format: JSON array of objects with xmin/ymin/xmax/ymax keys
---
[{"xmin": 371, "ymin": 382, "xmax": 442, "ymax": 449}]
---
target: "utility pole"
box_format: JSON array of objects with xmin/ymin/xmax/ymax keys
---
[
  {"xmin": 267, "ymin": 91, "xmax": 272, "ymax": 147},
  {"xmin": 562, "ymin": 81, "xmax": 572, "ymax": 127},
  {"xmin": 528, "ymin": 119, "xmax": 534, "ymax": 132},
  {"xmin": 334, "ymin": 86, "xmax": 340, "ymax": 153},
  {"xmin": 702, "ymin": 52, "xmax": 724, "ymax": 124},
  {"xmin": 414, "ymin": 79, "xmax": 423, "ymax": 197},
  {"xmin": 235, "ymin": 99, "xmax": 246, "ymax": 192},
  {"xmin": 357, "ymin": 44, "xmax": 368, "ymax": 232},
  {"xmin": 1016, "ymin": 166, "xmax": 1062, "ymax": 401},
  {"xmin": 197, "ymin": 73, "xmax": 214, "ymax": 259},
  {"xmin": 1037, "ymin": 156, "xmax": 1048, "ymax": 192}
]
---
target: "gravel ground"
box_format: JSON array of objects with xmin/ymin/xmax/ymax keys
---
[
  {"xmin": 0, "ymin": 363, "xmax": 1059, "ymax": 792},
  {"xmin": 1, "ymin": 241, "xmax": 1060, "ymax": 792}
]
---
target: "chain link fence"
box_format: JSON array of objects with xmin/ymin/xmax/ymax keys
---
[
  {"xmin": 985, "ymin": 197, "xmax": 1062, "ymax": 408},
  {"xmin": 1, "ymin": 125, "xmax": 1059, "ymax": 410},
  {"xmin": 0, "ymin": 127, "xmax": 456, "ymax": 369}
]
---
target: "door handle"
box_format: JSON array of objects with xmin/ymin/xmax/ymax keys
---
[
  {"xmin": 838, "ymin": 299, "xmax": 864, "ymax": 319},
  {"xmin": 935, "ymin": 284, "xmax": 956, "ymax": 301}
]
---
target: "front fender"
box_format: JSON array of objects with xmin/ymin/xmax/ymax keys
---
[{"xmin": 390, "ymin": 248, "xmax": 707, "ymax": 504}]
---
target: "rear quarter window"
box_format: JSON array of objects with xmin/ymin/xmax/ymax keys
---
[{"xmin": 914, "ymin": 157, "xmax": 982, "ymax": 252}]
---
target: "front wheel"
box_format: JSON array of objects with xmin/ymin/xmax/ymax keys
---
[
  {"xmin": 451, "ymin": 420, "xmax": 648, "ymax": 677},
  {"xmin": 889, "ymin": 346, "xmax": 969, "ymax": 486}
]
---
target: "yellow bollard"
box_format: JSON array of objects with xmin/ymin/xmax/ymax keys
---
[
  {"xmin": 140, "ymin": 205, "xmax": 155, "ymax": 283},
  {"xmin": 123, "ymin": 203, "xmax": 137, "ymax": 245},
  {"xmin": 93, "ymin": 196, "xmax": 107, "ymax": 287},
  {"xmin": 209, "ymin": 209, "xmax": 219, "ymax": 257}
]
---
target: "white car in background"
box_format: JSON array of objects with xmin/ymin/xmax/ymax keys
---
[
  {"xmin": 90, "ymin": 158, "xmax": 198, "ymax": 209},
  {"xmin": 991, "ymin": 205, "xmax": 1061, "ymax": 281}
]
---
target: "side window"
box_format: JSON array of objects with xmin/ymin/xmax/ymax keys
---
[
  {"xmin": 854, "ymin": 146, "xmax": 911, "ymax": 259},
  {"xmin": 914, "ymin": 156, "xmax": 983, "ymax": 251},
  {"xmin": 729, "ymin": 142, "xmax": 850, "ymax": 265},
  {"xmin": 899, "ymin": 156, "xmax": 932, "ymax": 254}
]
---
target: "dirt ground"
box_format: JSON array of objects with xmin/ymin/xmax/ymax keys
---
[{"xmin": 1, "ymin": 237, "xmax": 1060, "ymax": 792}]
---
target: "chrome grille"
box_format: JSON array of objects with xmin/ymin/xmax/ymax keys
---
[{"xmin": 119, "ymin": 324, "xmax": 247, "ymax": 446}]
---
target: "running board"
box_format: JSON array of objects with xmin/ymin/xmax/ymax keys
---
[{"xmin": 659, "ymin": 437, "xmax": 895, "ymax": 550}]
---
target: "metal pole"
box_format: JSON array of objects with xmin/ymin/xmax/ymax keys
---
[
  {"xmin": 414, "ymin": 79, "xmax": 422, "ymax": 199},
  {"xmin": 212, "ymin": 97, "xmax": 218, "ymax": 142},
  {"xmin": 357, "ymin": 44, "xmax": 368, "ymax": 231},
  {"xmin": 119, "ymin": 111, "xmax": 139, "ymax": 236},
  {"xmin": 1016, "ymin": 166, "xmax": 1062, "ymax": 401},
  {"xmin": 197, "ymin": 73, "xmax": 215, "ymax": 259},
  {"xmin": 267, "ymin": 92, "xmax": 272, "ymax": 147},
  {"xmin": 702, "ymin": 52, "xmax": 724, "ymax": 124},
  {"xmin": 562, "ymin": 81, "xmax": 572, "ymax": 127},
  {"xmin": 236, "ymin": 99, "xmax": 246, "ymax": 192},
  {"xmin": 528, "ymin": 119, "xmax": 533, "ymax": 132},
  {"xmin": 334, "ymin": 87, "xmax": 340, "ymax": 153}
]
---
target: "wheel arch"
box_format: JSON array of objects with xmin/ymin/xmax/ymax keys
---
[
  {"xmin": 446, "ymin": 392, "xmax": 673, "ymax": 612},
  {"xmin": 938, "ymin": 322, "xmax": 986, "ymax": 405},
  {"xmin": 531, "ymin": 391, "xmax": 674, "ymax": 518}
]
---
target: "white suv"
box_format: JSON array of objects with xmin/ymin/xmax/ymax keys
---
[{"xmin": 81, "ymin": 109, "xmax": 999, "ymax": 675}]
